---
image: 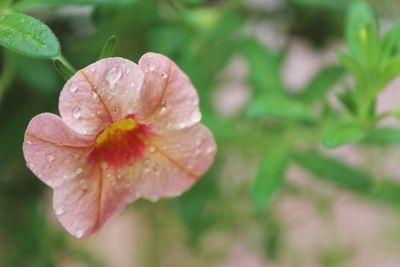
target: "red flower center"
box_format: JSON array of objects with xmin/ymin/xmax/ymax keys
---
[{"xmin": 89, "ymin": 115, "xmax": 152, "ymax": 168}]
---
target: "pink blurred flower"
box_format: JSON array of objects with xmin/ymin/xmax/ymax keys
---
[{"xmin": 23, "ymin": 53, "xmax": 216, "ymax": 239}]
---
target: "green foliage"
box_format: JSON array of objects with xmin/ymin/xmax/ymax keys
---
[
  {"xmin": 0, "ymin": 13, "xmax": 60, "ymax": 59},
  {"xmin": 98, "ymin": 35, "xmax": 117, "ymax": 59},
  {"xmin": 322, "ymin": 123, "xmax": 366, "ymax": 148},
  {"xmin": 251, "ymin": 146, "xmax": 290, "ymax": 212}
]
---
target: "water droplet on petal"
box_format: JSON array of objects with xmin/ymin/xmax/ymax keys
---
[
  {"xmin": 161, "ymin": 73, "xmax": 168, "ymax": 79},
  {"xmin": 69, "ymin": 83, "xmax": 78, "ymax": 93},
  {"xmin": 130, "ymin": 81, "xmax": 136, "ymax": 89},
  {"xmin": 106, "ymin": 67, "xmax": 122, "ymax": 84},
  {"xmin": 126, "ymin": 68, "xmax": 131, "ymax": 74},
  {"xmin": 75, "ymin": 167, "xmax": 82, "ymax": 175},
  {"xmin": 62, "ymin": 174, "xmax": 68, "ymax": 180},
  {"xmin": 46, "ymin": 155, "xmax": 55, "ymax": 162},
  {"xmin": 92, "ymin": 92, "xmax": 99, "ymax": 102},
  {"xmin": 90, "ymin": 66, "xmax": 96, "ymax": 72},
  {"xmin": 47, "ymin": 180, "xmax": 53, "ymax": 186},
  {"xmin": 72, "ymin": 107, "xmax": 82, "ymax": 119},
  {"xmin": 196, "ymin": 140, "xmax": 202, "ymax": 146},
  {"xmin": 111, "ymin": 106, "xmax": 117, "ymax": 113},
  {"xmin": 55, "ymin": 207, "xmax": 64, "ymax": 215},
  {"xmin": 191, "ymin": 111, "xmax": 201, "ymax": 122},
  {"xmin": 100, "ymin": 161, "xmax": 108, "ymax": 170},
  {"xmin": 192, "ymin": 97, "xmax": 199, "ymax": 106},
  {"xmin": 206, "ymin": 147, "xmax": 214, "ymax": 154},
  {"xmin": 148, "ymin": 63, "xmax": 156, "ymax": 72},
  {"xmin": 75, "ymin": 228, "xmax": 84, "ymax": 238},
  {"xmin": 178, "ymin": 122, "xmax": 185, "ymax": 129},
  {"xmin": 148, "ymin": 146, "xmax": 156, "ymax": 153},
  {"xmin": 79, "ymin": 179, "xmax": 88, "ymax": 191}
]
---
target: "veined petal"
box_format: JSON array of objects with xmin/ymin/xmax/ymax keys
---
[
  {"xmin": 138, "ymin": 53, "xmax": 201, "ymax": 133},
  {"xmin": 134, "ymin": 124, "xmax": 216, "ymax": 200},
  {"xmin": 80, "ymin": 57, "xmax": 145, "ymax": 121},
  {"xmin": 23, "ymin": 113, "xmax": 94, "ymax": 188},
  {"xmin": 54, "ymin": 163, "xmax": 139, "ymax": 239}
]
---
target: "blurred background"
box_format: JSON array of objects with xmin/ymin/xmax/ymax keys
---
[{"xmin": 2, "ymin": 0, "xmax": 400, "ymax": 266}]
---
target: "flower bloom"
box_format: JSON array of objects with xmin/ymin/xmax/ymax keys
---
[{"xmin": 23, "ymin": 53, "xmax": 216, "ymax": 239}]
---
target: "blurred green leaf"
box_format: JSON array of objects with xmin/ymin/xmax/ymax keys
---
[
  {"xmin": 291, "ymin": 0, "xmax": 349, "ymax": 10},
  {"xmin": 242, "ymin": 39, "xmax": 284, "ymax": 94},
  {"xmin": 336, "ymin": 91, "xmax": 357, "ymax": 114},
  {"xmin": 346, "ymin": 0, "xmax": 376, "ymax": 61},
  {"xmin": 247, "ymin": 94, "xmax": 316, "ymax": 121},
  {"xmin": 380, "ymin": 22, "xmax": 400, "ymax": 62},
  {"xmin": 363, "ymin": 128, "xmax": 400, "ymax": 145},
  {"xmin": 336, "ymin": 51, "xmax": 365, "ymax": 84},
  {"xmin": 251, "ymin": 146, "xmax": 289, "ymax": 212},
  {"xmin": 15, "ymin": 0, "xmax": 137, "ymax": 9},
  {"xmin": 372, "ymin": 180, "xmax": 400, "ymax": 205},
  {"xmin": 382, "ymin": 57, "xmax": 400, "ymax": 83},
  {"xmin": 295, "ymin": 150, "xmax": 372, "ymax": 192},
  {"xmin": 0, "ymin": 13, "xmax": 60, "ymax": 59},
  {"xmin": 323, "ymin": 122, "xmax": 366, "ymax": 148},
  {"xmin": 302, "ymin": 66, "xmax": 344, "ymax": 101},
  {"xmin": 98, "ymin": 35, "xmax": 117, "ymax": 59}
]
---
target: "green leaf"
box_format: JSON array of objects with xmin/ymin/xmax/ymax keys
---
[
  {"xmin": 53, "ymin": 58, "xmax": 74, "ymax": 81},
  {"xmin": 98, "ymin": 35, "xmax": 117, "ymax": 59},
  {"xmin": 323, "ymin": 122, "xmax": 366, "ymax": 148},
  {"xmin": 382, "ymin": 57, "xmax": 400, "ymax": 83},
  {"xmin": 336, "ymin": 91, "xmax": 357, "ymax": 114},
  {"xmin": 242, "ymin": 39, "xmax": 284, "ymax": 94},
  {"xmin": 346, "ymin": 0, "xmax": 376, "ymax": 60},
  {"xmin": 247, "ymin": 94, "xmax": 316, "ymax": 121},
  {"xmin": 291, "ymin": 0, "xmax": 349, "ymax": 10},
  {"xmin": 372, "ymin": 180, "xmax": 400, "ymax": 205},
  {"xmin": 363, "ymin": 128, "xmax": 400, "ymax": 145},
  {"xmin": 15, "ymin": 0, "xmax": 137, "ymax": 9},
  {"xmin": 0, "ymin": 13, "xmax": 60, "ymax": 59},
  {"xmin": 251, "ymin": 146, "xmax": 289, "ymax": 212},
  {"xmin": 336, "ymin": 51, "xmax": 365, "ymax": 84},
  {"xmin": 380, "ymin": 22, "xmax": 400, "ymax": 62},
  {"xmin": 295, "ymin": 150, "xmax": 372, "ymax": 192},
  {"xmin": 302, "ymin": 66, "xmax": 344, "ymax": 101}
]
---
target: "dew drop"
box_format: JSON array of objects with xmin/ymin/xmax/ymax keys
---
[
  {"xmin": 106, "ymin": 67, "xmax": 122, "ymax": 84},
  {"xmin": 69, "ymin": 83, "xmax": 78, "ymax": 93},
  {"xmin": 79, "ymin": 179, "xmax": 88, "ymax": 191},
  {"xmin": 72, "ymin": 107, "xmax": 82, "ymax": 119},
  {"xmin": 130, "ymin": 81, "xmax": 136, "ymax": 89},
  {"xmin": 196, "ymin": 140, "xmax": 202, "ymax": 146},
  {"xmin": 75, "ymin": 167, "xmax": 82, "ymax": 175},
  {"xmin": 75, "ymin": 228, "xmax": 84, "ymax": 238},
  {"xmin": 62, "ymin": 174, "xmax": 68, "ymax": 180},
  {"xmin": 192, "ymin": 98, "xmax": 199, "ymax": 106},
  {"xmin": 111, "ymin": 106, "xmax": 117, "ymax": 113},
  {"xmin": 178, "ymin": 122, "xmax": 185, "ymax": 129},
  {"xmin": 92, "ymin": 92, "xmax": 99, "ymax": 101},
  {"xmin": 148, "ymin": 63, "xmax": 156, "ymax": 72},
  {"xmin": 90, "ymin": 66, "xmax": 96, "ymax": 72},
  {"xmin": 46, "ymin": 155, "xmax": 55, "ymax": 162},
  {"xmin": 148, "ymin": 146, "xmax": 156, "ymax": 153},
  {"xmin": 161, "ymin": 73, "xmax": 168, "ymax": 79},
  {"xmin": 206, "ymin": 147, "xmax": 214, "ymax": 154},
  {"xmin": 47, "ymin": 180, "xmax": 53, "ymax": 186},
  {"xmin": 25, "ymin": 140, "xmax": 32, "ymax": 145},
  {"xmin": 28, "ymin": 163, "xmax": 35, "ymax": 168},
  {"xmin": 191, "ymin": 111, "xmax": 201, "ymax": 122},
  {"xmin": 55, "ymin": 207, "xmax": 64, "ymax": 215},
  {"xmin": 101, "ymin": 162, "xmax": 108, "ymax": 169},
  {"xmin": 126, "ymin": 68, "xmax": 131, "ymax": 74}
]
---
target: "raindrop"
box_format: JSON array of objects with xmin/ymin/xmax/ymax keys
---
[
  {"xmin": 90, "ymin": 66, "xmax": 96, "ymax": 72},
  {"xmin": 46, "ymin": 155, "xmax": 55, "ymax": 163},
  {"xmin": 196, "ymin": 140, "xmax": 202, "ymax": 146},
  {"xmin": 47, "ymin": 180, "xmax": 53, "ymax": 186},
  {"xmin": 75, "ymin": 167, "xmax": 82, "ymax": 175},
  {"xmin": 192, "ymin": 98, "xmax": 199, "ymax": 106},
  {"xmin": 75, "ymin": 228, "xmax": 84, "ymax": 238},
  {"xmin": 161, "ymin": 73, "xmax": 168, "ymax": 79},
  {"xmin": 69, "ymin": 83, "xmax": 78, "ymax": 93},
  {"xmin": 28, "ymin": 163, "xmax": 35, "ymax": 168},
  {"xmin": 25, "ymin": 140, "xmax": 32, "ymax": 145},
  {"xmin": 101, "ymin": 162, "xmax": 108, "ymax": 169},
  {"xmin": 62, "ymin": 174, "xmax": 68, "ymax": 180},
  {"xmin": 129, "ymin": 81, "xmax": 136, "ymax": 89},
  {"xmin": 92, "ymin": 92, "xmax": 99, "ymax": 101},
  {"xmin": 191, "ymin": 111, "xmax": 201, "ymax": 122},
  {"xmin": 160, "ymin": 100, "xmax": 167, "ymax": 114},
  {"xmin": 148, "ymin": 146, "xmax": 156, "ymax": 153},
  {"xmin": 55, "ymin": 207, "xmax": 64, "ymax": 215},
  {"xmin": 72, "ymin": 107, "xmax": 82, "ymax": 119},
  {"xmin": 111, "ymin": 106, "xmax": 117, "ymax": 113},
  {"xmin": 79, "ymin": 179, "xmax": 88, "ymax": 191},
  {"xmin": 206, "ymin": 147, "xmax": 214, "ymax": 154},
  {"xmin": 178, "ymin": 122, "xmax": 185, "ymax": 129},
  {"xmin": 148, "ymin": 63, "xmax": 156, "ymax": 72},
  {"xmin": 106, "ymin": 67, "xmax": 122, "ymax": 84},
  {"xmin": 126, "ymin": 68, "xmax": 131, "ymax": 74}
]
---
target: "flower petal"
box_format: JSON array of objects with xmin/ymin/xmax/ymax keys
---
[
  {"xmin": 135, "ymin": 124, "xmax": 216, "ymax": 200},
  {"xmin": 23, "ymin": 113, "xmax": 94, "ymax": 188},
  {"xmin": 53, "ymin": 164, "xmax": 139, "ymax": 239},
  {"xmin": 138, "ymin": 53, "xmax": 201, "ymax": 133},
  {"xmin": 59, "ymin": 57, "xmax": 145, "ymax": 135}
]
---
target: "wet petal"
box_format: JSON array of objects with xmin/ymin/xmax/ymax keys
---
[
  {"xmin": 135, "ymin": 124, "xmax": 216, "ymax": 200},
  {"xmin": 81, "ymin": 57, "xmax": 144, "ymax": 121},
  {"xmin": 23, "ymin": 113, "xmax": 94, "ymax": 188},
  {"xmin": 138, "ymin": 53, "xmax": 201, "ymax": 133},
  {"xmin": 53, "ymin": 164, "xmax": 139, "ymax": 239}
]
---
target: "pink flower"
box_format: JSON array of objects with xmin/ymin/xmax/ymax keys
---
[{"xmin": 23, "ymin": 53, "xmax": 216, "ymax": 239}]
